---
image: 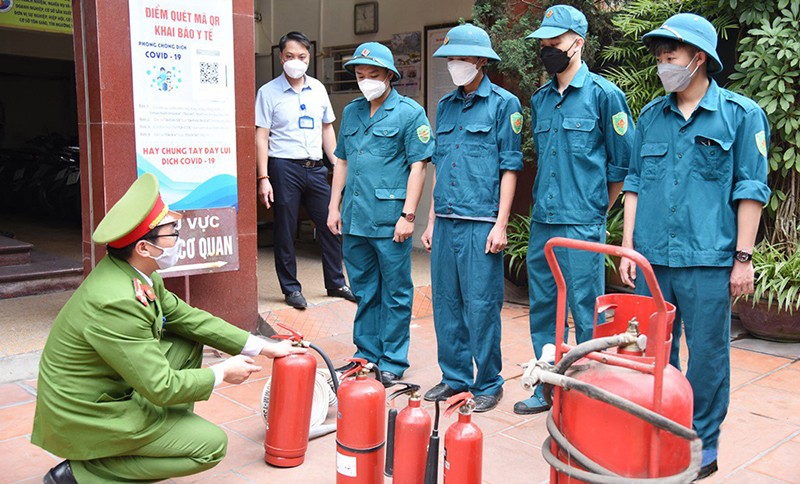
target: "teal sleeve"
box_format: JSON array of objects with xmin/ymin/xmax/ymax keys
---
[
  {"xmin": 731, "ymin": 107, "xmax": 771, "ymax": 203},
  {"xmin": 496, "ymin": 95, "xmax": 524, "ymax": 172},
  {"xmin": 404, "ymin": 107, "xmax": 435, "ymax": 164},
  {"xmin": 602, "ymin": 89, "xmax": 635, "ymax": 183},
  {"xmin": 622, "ymin": 120, "xmax": 644, "ymax": 194}
]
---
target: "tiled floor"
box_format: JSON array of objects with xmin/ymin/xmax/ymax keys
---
[{"xmin": 3, "ymin": 288, "xmax": 799, "ymax": 483}]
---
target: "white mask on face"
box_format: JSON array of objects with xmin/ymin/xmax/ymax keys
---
[
  {"xmin": 282, "ymin": 59, "xmax": 308, "ymax": 79},
  {"xmin": 447, "ymin": 60, "xmax": 480, "ymax": 86},
  {"xmin": 358, "ymin": 77, "xmax": 388, "ymax": 101},
  {"xmin": 147, "ymin": 238, "xmax": 185, "ymax": 270}
]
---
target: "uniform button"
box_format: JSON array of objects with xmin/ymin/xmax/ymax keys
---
[
  {"xmin": 456, "ymin": 144, "xmax": 460, "ymax": 149},
  {"xmin": 548, "ymin": 212, "xmax": 554, "ymax": 216},
  {"xmin": 674, "ymin": 180, "xmax": 679, "ymax": 186},
  {"xmin": 548, "ymin": 195, "xmax": 553, "ymax": 199},
  {"xmin": 551, "ymin": 150, "xmax": 556, "ymax": 155},
  {"xmin": 671, "ymin": 206, "xmax": 676, "ymax": 212},
  {"xmin": 576, "ymin": 122, "xmax": 581, "ymax": 128},
  {"xmin": 556, "ymin": 104, "xmax": 562, "ymax": 109},
  {"xmin": 451, "ymin": 182, "xmax": 455, "ymax": 186},
  {"xmin": 710, "ymin": 150, "xmax": 716, "ymax": 155},
  {"xmin": 389, "ymin": 194, "xmax": 395, "ymax": 199},
  {"xmin": 680, "ymin": 128, "xmax": 686, "ymax": 134},
  {"xmin": 355, "ymin": 171, "xmax": 360, "ymax": 175},
  {"xmin": 670, "ymin": 233, "xmax": 676, "ymax": 238},
  {"xmin": 452, "ymin": 163, "xmax": 456, "ymax": 167},
  {"xmin": 554, "ymin": 128, "xmax": 559, "ymax": 133},
  {"xmin": 359, "ymin": 150, "xmax": 364, "ymax": 155},
  {"xmin": 677, "ymin": 153, "xmax": 683, "ymax": 158},
  {"xmin": 355, "ymin": 191, "xmax": 359, "ymax": 196},
  {"xmin": 551, "ymin": 172, "xmax": 556, "ymax": 177},
  {"xmin": 383, "ymin": 130, "xmax": 388, "ymax": 134},
  {"xmin": 459, "ymin": 126, "xmax": 464, "ymax": 130}
]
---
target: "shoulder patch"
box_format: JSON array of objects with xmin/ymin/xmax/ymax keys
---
[
  {"xmin": 510, "ymin": 112, "xmax": 523, "ymax": 134},
  {"xmin": 612, "ymin": 112, "xmax": 628, "ymax": 136},
  {"xmin": 417, "ymin": 125, "xmax": 431, "ymax": 143},
  {"xmin": 756, "ymin": 130, "xmax": 767, "ymax": 157}
]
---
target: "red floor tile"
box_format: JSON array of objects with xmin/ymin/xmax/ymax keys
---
[
  {"xmin": 747, "ymin": 440, "xmax": 800, "ymax": 482},
  {"xmin": 716, "ymin": 407, "xmax": 799, "ymax": 477},
  {"xmin": 753, "ymin": 365, "xmax": 800, "ymax": 395},
  {"xmin": 482, "ymin": 433, "xmax": 550, "ymax": 484},
  {"xmin": 0, "ymin": 436, "xmax": 59, "ymax": 482},
  {"xmin": 0, "ymin": 401, "xmax": 35, "ymax": 440},
  {"xmin": 194, "ymin": 393, "xmax": 257, "ymax": 426},
  {"xmin": 730, "ymin": 347, "xmax": 792, "ymax": 374},
  {"xmin": 0, "ymin": 383, "xmax": 35, "ymax": 408},
  {"xmin": 721, "ymin": 469, "xmax": 791, "ymax": 483}
]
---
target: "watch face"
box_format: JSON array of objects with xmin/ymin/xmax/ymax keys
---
[
  {"xmin": 406, "ymin": 213, "xmax": 415, "ymax": 222},
  {"xmin": 735, "ymin": 251, "xmax": 752, "ymax": 262}
]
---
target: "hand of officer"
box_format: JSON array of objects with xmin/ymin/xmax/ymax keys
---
[
  {"xmin": 327, "ymin": 208, "xmax": 342, "ymax": 235},
  {"xmin": 261, "ymin": 339, "xmax": 309, "ymax": 358},
  {"xmin": 730, "ymin": 260, "xmax": 755, "ymax": 297},
  {"xmin": 421, "ymin": 223, "xmax": 434, "ymax": 253},
  {"xmin": 485, "ymin": 224, "xmax": 507, "ymax": 254},
  {"xmin": 258, "ymin": 179, "xmax": 274, "ymax": 209},
  {"xmin": 218, "ymin": 355, "xmax": 262, "ymax": 384},
  {"xmin": 619, "ymin": 257, "xmax": 637, "ymax": 288},
  {"xmin": 394, "ymin": 218, "xmax": 414, "ymax": 243}
]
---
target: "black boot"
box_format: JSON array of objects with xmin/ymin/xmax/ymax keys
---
[{"xmin": 43, "ymin": 460, "xmax": 77, "ymax": 484}]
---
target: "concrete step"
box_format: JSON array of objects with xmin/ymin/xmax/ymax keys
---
[
  {"xmin": 0, "ymin": 250, "xmax": 82, "ymax": 299},
  {"xmin": 0, "ymin": 236, "xmax": 33, "ymax": 267}
]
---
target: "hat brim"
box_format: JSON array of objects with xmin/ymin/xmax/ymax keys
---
[
  {"xmin": 344, "ymin": 57, "xmax": 402, "ymax": 80},
  {"xmin": 643, "ymin": 28, "xmax": 723, "ymax": 74},
  {"xmin": 159, "ymin": 210, "xmax": 183, "ymax": 225},
  {"xmin": 432, "ymin": 44, "xmax": 501, "ymax": 62},
  {"xmin": 526, "ymin": 26, "xmax": 570, "ymax": 40}
]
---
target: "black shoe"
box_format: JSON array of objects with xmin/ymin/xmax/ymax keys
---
[
  {"xmin": 44, "ymin": 460, "xmax": 77, "ymax": 484},
  {"xmin": 380, "ymin": 371, "xmax": 401, "ymax": 388},
  {"xmin": 473, "ymin": 388, "xmax": 503, "ymax": 413},
  {"xmin": 285, "ymin": 291, "xmax": 307, "ymax": 309},
  {"xmin": 424, "ymin": 382, "xmax": 462, "ymax": 402},
  {"xmin": 695, "ymin": 460, "xmax": 718, "ymax": 481},
  {"xmin": 327, "ymin": 286, "xmax": 357, "ymax": 302}
]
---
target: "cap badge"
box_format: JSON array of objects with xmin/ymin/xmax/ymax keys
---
[
  {"xmin": 361, "ymin": 48, "xmax": 370, "ymax": 57},
  {"xmin": 546, "ymin": 10, "xmax": 553, "ymax": 18},
  {"xmin": 443, "ymin": 36, "xmax": 449, "ymax": 45}
]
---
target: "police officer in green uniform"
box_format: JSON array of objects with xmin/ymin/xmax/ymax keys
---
[
  {"xmin": 515, "ymin": 5, "xmax": 634, "ymax": 415},
  {"xmin": 420, "ymin": 24, "xmax": 523, "ymax": 412},
  {"xmin": 328, "ymin": 42, "xmax": 434, "ymax": 384},
  {"xmin": 33, "ymin": 173, "xmax": 306, "ymax": 483},
  {"xmin": 619, "ymin": 14, "xmax": 770, "ymax": 479}
]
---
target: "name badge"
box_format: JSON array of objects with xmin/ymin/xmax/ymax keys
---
[{"xmin": 299, "ymin": 116, "xmax": 314, "ymax": 130}]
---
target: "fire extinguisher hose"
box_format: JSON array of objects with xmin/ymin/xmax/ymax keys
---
[
  {"xmin": 536, "ymin": 335, "xmax": 702, "ymax": 483},
  {"xmin": 308, "ymin": 342, "xmax": 340, "ymax": 395}
]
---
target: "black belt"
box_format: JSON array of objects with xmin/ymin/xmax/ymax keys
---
[{"xmin": 272, "ymin": 157, "xmax": 324, "ymax": 168}]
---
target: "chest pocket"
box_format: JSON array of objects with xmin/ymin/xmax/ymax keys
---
[
  {"xmin": 342, "ymin": 124, "xmax": 360, "ymax": 158},
  {"xmin": 640, "ymin": 142, "xmax": 669, "ymax": 181},
  {"xmin": 533, "ymin": 119, "xmax": 551, "ymax": 152},
  {"xmin": 463, "ymin": 124, "xmax": 496, "ymax": 175},
  {"xmin": 367, "ymin": 126, "xmax": 401, "ymax": 156},
  {"xmin": 562, "ymin": 117, "xmax": 596, "ymax": 153},
  {"xmin": 464, "ymin": 123, "xmax": 492, "ymax": 148},
  {"xmin": 692, "ymin": 136, "xmax": 732, "ymax": 182},
  {"xmin": 434, "ymin": 124, "xmax": 455, "ymax": 161}
]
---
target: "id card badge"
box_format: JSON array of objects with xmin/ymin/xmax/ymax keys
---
[{"xmin": 299, "ymin": 116, "xmax": 315, "ymax": 130}]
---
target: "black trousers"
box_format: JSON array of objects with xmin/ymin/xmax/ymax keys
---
[{"xmin": 268, "ymin": 156, "xmax": 346, "ymax": 294}]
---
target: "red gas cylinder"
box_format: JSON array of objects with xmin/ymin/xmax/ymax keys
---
[
  {"xmin": 264, "ymin": 325, "xmax": 317, "ymax": 467},
  {"xmin": 443, "ymin": 393, "xmax": 482, "ymax": 484},
  {"xmin": 336, "ymin": 360, "xmax": 386, "ymax": 483},
  {"xmin": 392, "ymin": 393, "xmax": 432, "ymax": 483}
]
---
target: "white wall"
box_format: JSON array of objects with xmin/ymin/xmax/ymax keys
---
[{"xmin": 254, "ymin": 0, "xmax": 474, "ymax": 247}]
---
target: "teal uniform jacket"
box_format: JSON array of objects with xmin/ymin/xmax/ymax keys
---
[
  {"xmin": 334, "ymin": 88, "xmax": 435, "ymax": 237},
  {"xmin": 530, "ymin": 62, "xmax": 634, "ymax": 224},
  {"xmin": 31, "ymin": 255, "xmax": 249, "ymax": 460},
  {"xmin": 623, "ymin": 79, "xmax": 771, "ymax": 265},
  {"xmin": 433, "ymin": 74, "xmax": 523, "ymax": 219}
]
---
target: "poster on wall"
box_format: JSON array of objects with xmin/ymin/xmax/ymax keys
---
[
  {"xmin": 0, "ymin": 0, "xmax": 72, "ymax": 34},
  {"xmin": 391, "ymin": 32, "xmax": 421, "ymax": 98},
  {"xmin": 129, "ymin": 0, "xmax": 239, "ymax": 276},
  {"xmin": 425, "ymin": 24, "xmax": 458, "ymax": 130}
]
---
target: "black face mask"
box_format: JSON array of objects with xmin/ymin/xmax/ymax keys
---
[{"xmin": 540, "ymin": 39, "xmax": 579, "ymax": 75}]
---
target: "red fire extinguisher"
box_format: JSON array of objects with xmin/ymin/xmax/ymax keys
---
[
  {"xmin": 536, "ymin": 238, "xmax": 702, "ymax": 482},
  {"xmin": 336, "ymin": 358, "xmax": 386, "ymax": 483},
  {"xmin": 443, "ymin": 392, "xmax": 482, "ymax": 484},
  {"xmin": 263, "ymin": 323, "xmax": 318, "ymax": 467},
  {"xmin": 384, "ymin": 383, "xmax": 431, "ymax": 483}
]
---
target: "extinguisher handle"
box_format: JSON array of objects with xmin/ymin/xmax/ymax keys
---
[
  {"xmin": 275, "ymin": 323, "xmax": 304, "ymax": 343},
  {"xmin": 444, "ymin": 391, "xmax": 475, "ymax": 417},
  {"xmin": 338, "ymin": 357, "xmax": 369, "ymax": 380},
  {"xmin": 387, "ymin": 382, "xmax": 421, "ymax": 402}
]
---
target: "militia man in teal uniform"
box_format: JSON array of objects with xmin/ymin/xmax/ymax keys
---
[
  {"xmin": 328, "ymin": 42, "xmax": 434, "ymax": 384},
  {"xmin": 420, "ymin": 24, "xmax": 523, "ymax": 412},
  {"xmin": 619, "ymin": 14, "xmax": 770, "ymax": 479},
  {"xmin": 33, "ymin": 173, "xmax": 306, "ymax": 483},
  {"xmin": 516, "ymin": 5, "xmax": 635, "ymax": 415}
]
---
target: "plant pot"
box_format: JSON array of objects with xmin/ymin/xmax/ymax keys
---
[{"xmin": 735, "ymin": 299, "xmax": 800, "ymax": 343}]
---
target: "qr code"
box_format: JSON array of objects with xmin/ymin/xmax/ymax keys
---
[{"xmin": 199, "ymin": 62, "xmax": 219, "ymax": 85}]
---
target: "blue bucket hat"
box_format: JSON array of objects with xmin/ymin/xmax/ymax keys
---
[
  {"xmin": 642, "ymin": 13, "xmax": 723, "ymax": 74},
  {"xmin": 527, "ymin": 5, "xmax": 588, "ymax": 39},
  {"xmin": 433, "ymin": 24, "xmax": 501, "ymax": 61},
  {"xmin": 344, "ymin": 42, "xmax": 401, "ymax": 80}
]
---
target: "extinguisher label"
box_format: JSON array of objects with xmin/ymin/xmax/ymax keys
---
[{"xmin": 337, "ymin": 452, "xmax": 357, "ymax": 477}]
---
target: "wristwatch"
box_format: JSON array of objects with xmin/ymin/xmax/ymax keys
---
[
  {"xmin": 734, "ymin": 250, "xmax": 752, "ymax": 263},
  {"xmin": 400, "ymin": 212, "xmax": 415, "ymax": 223}
]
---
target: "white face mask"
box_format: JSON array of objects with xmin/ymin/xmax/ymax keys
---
[
  {"xmin": 147, "ymin": 238, "xmax": 184, "ymax": 270},
  {"xmin": 282, "ymin": 59, "xmax": 308, "ymax": 79},
  {"xmin": 657, "ymin": 54, "xmax": 699, "ymax": 93},
  {"xmin": 447, "ymin": 60, "xmax": 480, "ymax": 86},
  {"xmin": 358, "ymin": 77, "xmax": 388, "ymax": 101}
]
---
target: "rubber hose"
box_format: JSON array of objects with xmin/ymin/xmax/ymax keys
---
[
  {"xmin": 542, "ymin": 333, "xmax": 637, "ymax": 406},
  {"xmin": 309, "ymin": 342, "xmax": 339, "ymax": 395}
]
